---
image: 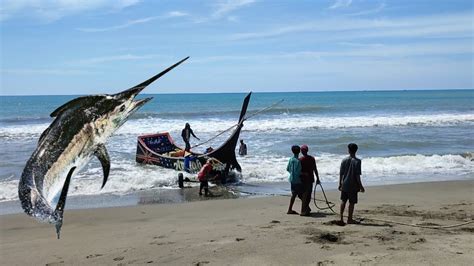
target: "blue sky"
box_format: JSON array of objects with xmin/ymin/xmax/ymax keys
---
[{"xmin": 0, "ymin": 0, "xmax": 473, "ymax": 95}]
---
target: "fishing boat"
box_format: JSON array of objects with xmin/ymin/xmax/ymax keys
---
[{"xmin": 135, "ymin": 93, "xmax": 251, "ymax": 179}]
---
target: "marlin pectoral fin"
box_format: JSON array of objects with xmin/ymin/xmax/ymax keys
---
[
  {"xmin": 95, "ymin": 144, "xmax": 110, "ymax": 189},
  {"xmin": 54, "ymin": 166, "xmax": 76, "ymax": 239}
]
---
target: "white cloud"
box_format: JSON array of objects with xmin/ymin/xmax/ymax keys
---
[
  {"xmin": 192, "ymin": 0, "xmax": 256, "ymax": 23},
  {"xmin": 346, "ymin": 3, "xmax": 385, "ymax": 17},
  {"xmin": 213, "ymin": 0, "xmax": 257, "ymax": 18},
  {"xmin": 192, "ymin": 40, "xmax": 473, "ymax": 63},
  {"xmin": 227, "ymin": 16, "xmax": 239, "ymax": 22},
  {"xmin": 74, "ymin": 54, "xmax": 161, "ymax": 65},
  {"xmin": 229, "ymin": 12, "xmax": 474, "ymax": 41},
  {"xmin": 165, "ymin": 11, "xmax": 189, "ymax": 18},
  {"xmin": 0, "ymin": 0, "xmax": 141, "ymax": 22},
  {"xmin": 77, "ymin": 10, "xmax": 188, "ymax": 32},
  {"xmin": 78, "ymin": 16, "xmax": 159, "ymax": 32},
  {"xmin": 329, "ymin": 0, "xmax": 353, "ymax": 9}
]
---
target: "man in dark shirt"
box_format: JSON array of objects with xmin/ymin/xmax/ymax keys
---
[
  {"xmin": 239, "ymin": 139, "xmax": 247, "ymax": 156},
  {"xmin": 339, "ymin": 143, "xmax": 365, "ymax": 225},
  {"xmin": 181, "ymin": 123, "xmax": 200, "ymax": 151},
  {"xmin": 299, "ymin": 145, "xmax": 320, "ymax": 216}
]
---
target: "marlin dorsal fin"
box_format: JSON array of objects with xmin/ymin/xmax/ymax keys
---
[
  {"xmin": 50, "ymin": 96, "xmax": 104, "ymax": 117},
  {"xmin": 54, "ymin": 166, "xmax": 76, "ymax": 239},
  {"xmin": 94, "ymin": 144, "xmax": 110, "ymax": 189},
  {"xmin": 38, "ymin": 126, "xmax": 52, "ymax": 144}
]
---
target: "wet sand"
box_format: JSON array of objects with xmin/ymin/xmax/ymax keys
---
[{"xmin": 1, "ymin": 180, "xmax": 473, "ymax": 265}]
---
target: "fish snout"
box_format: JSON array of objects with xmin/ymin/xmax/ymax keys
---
[
  {"xmin": 116, "ymin": 86, "xmax": 144, "ymax": 102},
  {"xmin": 133, "ymin": 97, "xmax": 153, "ymax": 109},
  {"xmin": 114, "ymin": 57, "xmax": 189, "ymax": 102}
]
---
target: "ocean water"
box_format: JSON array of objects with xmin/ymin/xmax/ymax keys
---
[{"xmin": 0, "ymin": 90, "xmax": 473, "ymax": 204}]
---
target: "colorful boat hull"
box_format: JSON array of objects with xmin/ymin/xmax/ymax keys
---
[{"xmin": 135, "ymin": 93, "xmax": 251, "ymax": 177}]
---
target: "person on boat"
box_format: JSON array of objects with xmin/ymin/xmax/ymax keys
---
[
  {"xmin": 286, "ymin": 145, "xmax": 303, "ymax": 215},
  {"xmin": 239, "ymin": 139, "xmax": 247, "ymax": 156},
  {"xmin": 181, "ymin": 123, "xmax": 200, "ymax": 151},
  {"xmin": 299, "ymin": 145, "xmax": 320, "ymax": 216},
  {"xmin": 198, "ymin": 158, "xmax": 218, "ymax": 196},
  {"xmin": 339, "ymin": 143, "xmax": 365, "ymax": 225}
]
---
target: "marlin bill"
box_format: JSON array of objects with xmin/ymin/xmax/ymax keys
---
[{"xmin": 18, "ymin": 57, "xmax": 189, "ymax": 238}]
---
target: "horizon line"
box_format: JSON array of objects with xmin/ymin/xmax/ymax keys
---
[{"xmin": 0, "ymin": 88, "xmax": 472, "ymax": 97}]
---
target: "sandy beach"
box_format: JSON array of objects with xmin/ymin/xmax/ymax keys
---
[{"xmin": 1, "ymin": 180, "xmax": 473, "ymax": 265}]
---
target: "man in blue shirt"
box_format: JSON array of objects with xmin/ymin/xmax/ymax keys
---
[{"xmin": 287, "ymin": 145, "xmax": 303, "ymax": 214}]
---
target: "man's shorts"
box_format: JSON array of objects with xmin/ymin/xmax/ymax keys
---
[
  {"xmin": 291, "ymin": 183, "xmax": 304, "ymax": 197},
  {"xmin": 302, "ymin": 181, "xmax": 313, "ymax": 193},
  {"xmin": 340, "ymin": 191, "xmax": 358, "ymax": 204},
  {"xmin": 200, "ymin": 180, "xmax": 209, "ymax": 189}
]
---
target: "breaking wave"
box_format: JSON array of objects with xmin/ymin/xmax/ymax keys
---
[
  {"xmin": 1, "ymin": 113, "xmax": 472, "ymax": 139},
  {"xmin": 0, "ymin": 153, "xmax": 472, "ymax": 202}
]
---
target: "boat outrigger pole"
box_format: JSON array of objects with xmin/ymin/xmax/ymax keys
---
[{"xmin": 191, "ymin": 98, "xmax": 284, "ymax": 150}]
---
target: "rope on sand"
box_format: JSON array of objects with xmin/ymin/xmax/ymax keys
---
[
  {"xmin": 228, "ymin": 183, "xmax": 473, "ymax": 230},
  {"xmin": 358, "ymin": 216, "xmax": 473, "ymax": 229},
  {"xmin": 312, "ymin": 182, "xmax": 473, "ymax": 229},
  {"xmin": 312, "ymin": 182, "xmax": 337, "ymax": 213}
]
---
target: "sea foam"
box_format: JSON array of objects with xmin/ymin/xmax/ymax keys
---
[
  {"xmin": 0, "ymin": 153, "xmax": 471, "ymax": 202},
  {"xmin": 1, "ymin": 113, "xmax": 472, "ymax": 138}
]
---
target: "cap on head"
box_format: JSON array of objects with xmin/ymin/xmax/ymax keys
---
[
  {"xmin": 348, "ymin": 143, "xmax": 358, "ymax": 153},
  {"xmin": 300, "ymin": 145, "xmax": 308, "ymax": 152}
]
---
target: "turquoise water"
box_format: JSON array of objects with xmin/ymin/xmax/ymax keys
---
[{"xmin": 0, "ymin": 90, "xmax": 473, "ymax": 203}]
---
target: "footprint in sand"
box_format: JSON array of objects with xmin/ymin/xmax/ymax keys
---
[
  {"xmin": 317, "ymin": 260, "xmax": 334, "ymax": 265},
  {"xmin": 320, "ymin": 244, "xmax": 332, "ymax": 250},
  {"xmin": 305, "ymin": 229, "xmax": 343, "ymax": 244},
  {"xmin": 458, "ymin": 227, "xmax": 474, "ymax": 233},
  {"xmin": 350, "ymin": 251, "xmax": 362, "ymax": 256},
  {"xmin": 260, "ymin": 220, "xmax": 281, "ymax": 229},
  {"xmin": 113, "ymin": 256, "xmax": 125, "ymax": 261},
  {"xmin": 150, "ymin": 241, "xmax": 176, "ymax": 245},
  {"xmin": 324, "ymin": 220, "xmax": 346, "ymax": 226},
  {"xmin": 86, "ymin": 254, "xmax": 103, "ymax": 259},
  {"xmin": 45, "ymin": 261, "xmax": 64, "ymax": 266},
  {"xmin": 411, "ymin": 237, "xmax": 426, "ymax": 243},
  {"xmin": 387, "ymin": 246, "xmax": 401, "ymax": 250},
  {"xmin": 373, "ymin": 234, "xmax": 394, "ymax": 242},
  {"xmin": 391, "ymin": 230, "xmax": 405, "ymax": 235}
]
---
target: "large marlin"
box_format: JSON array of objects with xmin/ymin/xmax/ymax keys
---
[{"xmin": 18, "ymin": 57, "xmax": 189, "ymax": 238}]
